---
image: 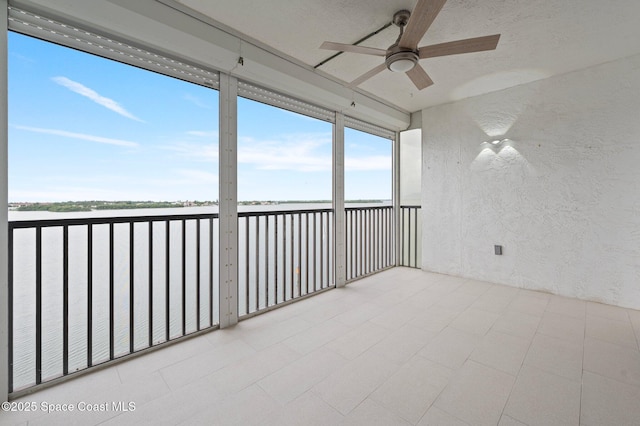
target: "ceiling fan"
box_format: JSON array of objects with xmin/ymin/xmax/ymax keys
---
[{"xmin": 319, "ymin": 0, "xmax": 501, "ymax": 90}]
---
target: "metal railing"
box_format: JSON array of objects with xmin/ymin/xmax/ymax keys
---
[
  {"xmin": 8, "ymin": 213, "xmax": 220, "ymax": 392},
  {"xmin": 238, "ymin": 208, "xmax": 334, "ymax": 317},
  {"xmin": 400, "ymin": 205, "xmax": 421, "ymax": 268},
  {"xmin": 7, "ymin": 204, "xmax": 410, "ymax": 393},
  {"xmin": 345, "ymin": 205, "xmax": 394, "ymax": 280}
]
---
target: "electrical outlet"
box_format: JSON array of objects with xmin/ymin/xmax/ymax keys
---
[{"xmin": 494, "ymin": 245, "xmax": 503, "ymax": 255}]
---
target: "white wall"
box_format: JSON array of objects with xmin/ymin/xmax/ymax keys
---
[{"xmin": 421, "ymin": 53, "xmax": 640, "ymax": 310}]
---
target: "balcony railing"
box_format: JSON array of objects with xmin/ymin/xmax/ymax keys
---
[
  {"xmin": 7, "ymin": 204, "xmax": 418, "ymax": 394},
  {"xmin": 345, "ymin": 205, "xmax": 394, "ymax": 280},
  {"xmin": 238, "ymin": 209, "xmax": 334, "ymax": 317},
  {"xmin": 8, "ymin": 212, "xmax": 220, "ymax": 393},
  {"xmin": 400, "ymin": 205, "xmax": 422, "ymax": 268}
]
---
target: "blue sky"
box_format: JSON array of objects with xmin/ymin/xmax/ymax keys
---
[{"xmin": 8, "ymin": 32, "xmax": 392, "ymax": 202}]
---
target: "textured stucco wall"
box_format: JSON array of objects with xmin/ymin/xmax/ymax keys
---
[{"xmin": 421, "ymin": 54, "xmax": 640, "ymax": 309}]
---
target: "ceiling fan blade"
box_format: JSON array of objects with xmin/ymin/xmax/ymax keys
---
[
  {"xmin": 406, "ymin": 64, "xmax": 434, "ymax": 90},
  {"xmin": 350, "ymin": 63, "xmax": 387, "ymax": 87},
  {"xmin": 399, "ymin": 0, "xmax": 448, "ymax": 49},
  {"xmin": 419, "ymin": 34, "xmax": 501, "ymax": 59},
  {"xmin": 320, "ymin": 41, "xmax": 387, "ymax": 57}
]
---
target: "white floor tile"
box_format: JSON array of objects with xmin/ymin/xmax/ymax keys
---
[
  {"xmin": 282, "ymin": 318, "xmax": 350, "ymax": 355},
  {"xmin": 178, "ymin": 385, "xmax": 279, "ymax": 425},
  {"xmin": 159, "ymin": 339, "xmax": 256, "ymax": 390},
  {"xmin": 581, "ymin": 371, "xmax": 640, "ymax": 426},
  {"xmin": 523, "ymin": 333, "xmax": 583, "ymax": 382},
  {"xmin": 257, "ymin": 347, "xmax": 347, "ymax": 405},
  {"xmin": 449, "ymin": 308, "xmax": 499, "ymax": 336},
  {"xmin": 587, "ymin": 301, "xmax": 630, "ymax": 322},
  {"xmin": 546, "ymin": 295, "xmax": 586, "ymax": 319},
  {"xmin": 419, "ymin": 327, "xmax": 481, "ymax": 369},
  {"xmin": 417, "ymin": 406, "xmax": 469, "ymax": 425},
  {"xmin": 409, "ymin": 305, "xmax": 460, "ymax": 333},
  {"xmin": 325, "ymin": 321, "xmax": 391, "ymax": 360},
  {"xmin": 469, "ymin": 330, "xmax": 530, "ymax": 375},
  {"xmin": 586, "ymin": 314, "xmax": 637, "ymax": 349},
  {"xmin": 341, "ymin": 398, "xmax": 412, "ymax": 426},
  {"xmin": 370, "ymin": 355, "xmax": 453, "ymax": 424},
  {"xmin": 537, "ymin": 311, "xmax": 585, "ymax": 344},
  {"xmin": 370, "ymin": 323, "xmax": 437, "ymax": 363},
  {"xmin": 434, "ymin": 360, "xmax": 515, "ymax": 426},
  {"xmin": 583, "ymin": 337, "xmax": 640, "ymax": 386},
  {"xmin": 262, "ymin": 391, "xmax": 343, "ymax": 426},
  {"xmin": 498, "ymin": 415, "xmax": 528, "ymax": 426},
  {"xmin": 313, "ymin": 352, "xmax": 400, "ymax": 415},
  {"xmin": 491, "ymin": 310, "xmax": 541, "ymax": 340},
  {"xmin": 504, "ymin": 364, "xmax": 580, "ymax": 426}
]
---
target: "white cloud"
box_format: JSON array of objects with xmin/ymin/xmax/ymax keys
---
[
  {"xmin": 239, "ymin": 138, "xmax": 331, "ymax": 172},
  {"xmin": 14, "ymin": 125, "xmax": 139, "ymax": 147},
  {"xmin": 173, "ymin": 169, "xmax": 218, "ymax": 184},
  {"xmin": 186, "ymin": 130, "xmax": 218, "ymax": 138},
  {"xmin": 162, "ymin": 141, "xmax": 218, "ymax": 161},
  {"xmin": 52, "ymin": 76, "xmax": 144, "ymax": 122},
  {"xmin": 237, "ymin": 133, "xmax": 391, "ymax": 172},
  {"xmin": 183, "ymin": 93, "xmax": 212, "ymax": 109},
  {"xmin": 345, "ymin": 156, "xmax": 392, "ymax": 171}
]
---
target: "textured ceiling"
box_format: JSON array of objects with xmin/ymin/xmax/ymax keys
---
[{"xmin": 175, "ymin": 0, "xmax": 640, "ymax": 113}]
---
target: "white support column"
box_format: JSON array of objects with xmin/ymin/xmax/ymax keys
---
[
  {"xmin": 1, "ymin": 0, "xmax": 9, "ymax": 402},
  {"xmin": 218, "ymin": 73, "xmax": 238, "ymax": 328},
  {"xmin": 333, "ymin": 113, "xmax": 346, "ymax": 287},
  {"xmin": 393, "ymin": 132, "xmax": 401, "ymax": 266}
]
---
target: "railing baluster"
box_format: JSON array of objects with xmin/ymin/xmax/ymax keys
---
[
  {"xmin": 297, "ymin": 213, "xmax": 302, "ymax": 296},
  {"xmin": 413, "ymin": 207, "xmax": 418, "ymax": 268},
  {"xmin": 245, "ymin": 216, "xmax": 249, "ymax": 315},
  {"xmin": 319, "ymin": 212, "xmax": 323, "ymax": 288},
  {"xmin": 209, "ymin": 217, "xmax": 214, "ymax": 327},
  {"xmin": 87, "ymin": 224, "xmax": 93, "ymax": 367},
  {"xmin": 36, "ymin": 226, "xmax": 42, "ymax": 385},
  {"xmin": 282, "ymin": 214, "xmax": 287, "ymax": 300},
  {"xmin": 265, "ymin": 215, "xmax": 269, "ymax": 307},
  {"xmin": 181, "ymin": 219, "xmax": 186, "ymax": 337},
  {"xmin": 313, "ymin": 213, "xmax": 317, "ymax": 291},
  {"xmin": 165, "ymin": 220, "xmax": 170, "ymax": 342},
  {"xmin": 8, "ymin": 225, "xmax": 14, "ymax": 392},
  {"xmin": 129, "ymin": 222, "xmax": 134, "ymax": 354},
  {"xmin": 109, "ymin": 223, "xmax": 114, "ymax": 360},
  {"xmin": 255, "ymin": 216, "xmax": 260, "ymax": 311},
  {"xmin": 305, "ymin": 212, "xmax": 309, "ymax": 294},
  {"xmin": 196, "ymin": 219, "xmax": 201, "ymax": 331},
  {"xmin": 327, "ymin": 211, "xmax": 331, "ymax": 286},
  {"xmin": 148, "ymin": 221, "xmax": 153, "ymax": 347},
  {"xmin": 63, "ymin": 225, "xmax": 69, "ymax": 375},
  {"xmin": 290, "ymin": 214, "xmax": 294, "ymax": 300},
  {"xmin": 275, "ymin": 215, "xmax": 279, "ymax": 304}
]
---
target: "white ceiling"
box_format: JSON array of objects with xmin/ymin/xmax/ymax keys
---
[{"xmin": 174, "ymin": 0, "xmax": 640, "ymax": 113}]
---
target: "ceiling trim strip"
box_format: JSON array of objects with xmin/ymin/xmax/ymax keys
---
[
  {"xmin": 237, "ymin": 81, "xmax": 335, "ymax": 123},
  {"xmin": 7, "ymin": 5, "xmax": 219, "ymax": 89},
  {"xmin": 344, "ymin": 116, "xmax": 396, "ymax": 140}
]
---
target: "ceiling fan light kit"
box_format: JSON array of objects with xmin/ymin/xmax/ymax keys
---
[
  {"xmin": 319, "ymin": 0, "xmax": 501, "ymax": 90},
  {"xmin": 386, "ymin": 47, "xmax": 418, "ymax": 72}
]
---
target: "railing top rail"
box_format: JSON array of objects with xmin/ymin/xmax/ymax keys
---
[
  {"xmin": 237, "ymin": 208, "xmax": 333, "ymax": 217},
  {"xmin": 8, "ymin": 212, "xmax": 220, "ymax": 229},
  {"xmin": 400, "ymin": 205, "xmax": 422, "ymax": 209},
  {"xmin": 7, "ymin": 205, "xmax": 405, "ymax": 229},
  {"xmin": 344, "ymin": 205, "xmax": 392, "ymax": 212}
]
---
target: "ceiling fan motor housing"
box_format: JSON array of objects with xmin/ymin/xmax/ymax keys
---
[{"xmin": 385, "ymin": 44, "xmax": 419, "ymax": 72}]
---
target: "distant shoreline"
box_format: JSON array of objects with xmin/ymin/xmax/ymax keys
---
[{"xmin": 9, "ymin": 199, "xmax": 387, "ymax": 213}]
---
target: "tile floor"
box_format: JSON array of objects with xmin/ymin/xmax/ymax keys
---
[{"xmin": 2, "ymin": 267, "xmax": 640, "ymax": 425}]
